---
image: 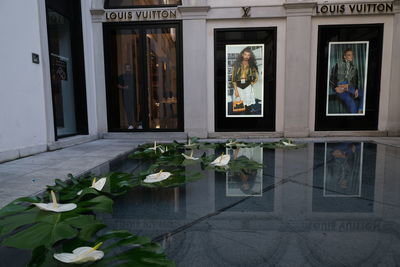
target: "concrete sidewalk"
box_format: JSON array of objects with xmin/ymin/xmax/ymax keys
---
[
  {"xmin": 0, "ymin": 139, "xmax": 143, "ymax": 208},
  {"xmin": 1, "ymin": 137, "xmax": 400, "ymax": 209}
]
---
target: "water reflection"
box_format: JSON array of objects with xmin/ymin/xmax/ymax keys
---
[
  {"xmin": 226, "ymin": 147, "xmax": 263, "ymax": 197},
  {"xmin": 313, "ymin": 142, "xmax": 376, "ymax": 213},
  {"xmin": 100, "ymin": 142, "xmax": 400, "ymax": 266},
  {"xmin": 4, "ymin": 142, "xmax": 400, "ymax": 266}
]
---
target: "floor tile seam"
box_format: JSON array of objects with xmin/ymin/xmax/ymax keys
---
[
  {"xmin": 289, "ymin": 178, "xmax": 400, "ymax": 210},
  {"xmin": 150, "ymin": 179, "xmax": 289, "ymax": 243}
]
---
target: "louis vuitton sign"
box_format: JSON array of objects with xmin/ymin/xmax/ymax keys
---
[
  {"xmin": 315, "ymin": 2, "xmax": 393, "ymax": 15},
  {"xmin": 105, "ymin": 8, "xmax": 179, "ymax": 22}
]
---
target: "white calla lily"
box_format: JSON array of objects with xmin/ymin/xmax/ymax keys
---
[
  {"xmin": 183, "ymin": 139, "xmax": 197, "ymax": 148},
  {"xmin": 181, "ymin": 150, "xmax": 199, "ymax": 160},
  {"xmin": 147, "ymin": 141, "xmax": 165, "ymax": 153},
  {"xmin": 33, "ymin": 190, "xmax": 76, "ymax": 212},
  {"xmin": 77, "ymin": 177, "xmax": 107, "ymax": 195},
  {"xmin": 211, "ymin": 153, "xmax": 230, "ymax": 167},
  {"xmin": 148, "ymin": 141, "xmax": 158, "ymax": 151},
  {"xmin": 144, "ymin": 170, "xmax": 172, "ymax": 183},
  {"xmin": 54, "ymin": 242, "xmax": 104, "ymax": 264},
  {"xmin": 91, "ymin": 177, "xmax": 107, "ymax": 191},
  {"xmin": 282, "ymin": 141, "xmax": 296, "ymax": 147}
]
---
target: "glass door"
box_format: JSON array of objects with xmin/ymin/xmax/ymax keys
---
[
  {"xmin": 46, "ymin": 0, "xmax": 88, "ymax": 139},
  {"xmin": 104, "ymin": 23, "xmax": 183, "ymax": 131}
]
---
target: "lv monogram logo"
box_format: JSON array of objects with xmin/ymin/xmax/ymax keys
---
[{"xmin": 242, "ymin": 7, "xmax": 251, "ymax": 18}]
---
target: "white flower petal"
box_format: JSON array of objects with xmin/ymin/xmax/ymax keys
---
[
  {"xmin": 282, "ymin": 141, "xmax": 296, "ymax": 147},
  {"xmin": 91, "ymin": 177, "xmax": 107, "ymax": 191},
  {"xmin": 77, "ymin": 190, "xmax": 83, "ymax": 196},
  {"xmin": 33, "ymin": 203, "xmax": 77, "ymax": 212},
  {"xmin": 181, "ymin": 153, "xmax": 199, "ymax": 160},
  {"xmin": 211, "ymin": 154, "xmax": 230, "ymax": 166},
  {"xmin": 54, "ymin": 247, "xmax": 104, "ymax": 264},
  {"xmin": 144, "ymin": 172, "xmax": 172, "ymax": 183}
]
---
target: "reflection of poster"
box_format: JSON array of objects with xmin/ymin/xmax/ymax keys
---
[
  {"xmin": 323, "ymin": 142, "xmax": 363, "ymax": 197},
  {"xmin": 326, "ymin": 41, "xmax": 369, "ymax": 116},
  {"xmin": 226, "ymin": 44, "xmax": 264, "ymax": 117},
  {"xmin": 226, "ymin": 147, "xmax": 263, "ymax": 197}
]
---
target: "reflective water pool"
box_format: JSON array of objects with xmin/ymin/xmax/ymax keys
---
[
  {"xmin": 99, "ymin": 142, "xmax": 400, "ymax": 267},
  {"xmin": 1, "ymin": 141, "xmax": 400, "ymax": 266}
]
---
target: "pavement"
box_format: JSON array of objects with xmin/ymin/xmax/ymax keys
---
[{"xmin": 0, "ymin": 137, "xmax": 400, "ymax": 209}]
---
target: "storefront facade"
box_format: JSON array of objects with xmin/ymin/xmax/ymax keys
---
[{"xmin": 1, "ymin": 0, "xmax": 400, "ymax": 161}]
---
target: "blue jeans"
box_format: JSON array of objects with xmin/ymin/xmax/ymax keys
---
[{"xmin": 336, "ymin": 90, "xmax": 363, "ymax": 113}]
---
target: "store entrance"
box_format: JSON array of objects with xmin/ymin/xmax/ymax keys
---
[{"xmin": 104, "ymin": 22, "xmax": 183, "ymax": 131}]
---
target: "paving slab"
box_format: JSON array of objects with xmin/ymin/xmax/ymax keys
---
[{"xmin": 0, "ymin": 139, "xmax": 141, "ymax": 208}]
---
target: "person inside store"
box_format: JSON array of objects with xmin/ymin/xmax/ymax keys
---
[
  {"xmin": 117, "ymin": 63, "xmax": 141, "ymax": 129},
  {"xmin": 329, "ymin": 48, "xmax": 364, "ymax": 114},
  {"xmin": 231, "ymin": 47, "xmax": 259, "ymax": 114}
]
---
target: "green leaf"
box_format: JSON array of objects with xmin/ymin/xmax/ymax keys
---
[
  {"xmin": 77, "ymin": 195, "xmax": 113, "ymax": 213},
  {"xmin": 78, "ymin": 223, "xmax": 106, "ymax": 241},
  {"xmin": 2, "ymin": 221, "xmax": 77, "ymax": 249},
  {"xmin": 0, "ymin": 202, "xmax": 31, "ymax": 218},
  {"xmin": 54, "ymin": 179, "xmax": 69, "ymax": 188},
  {"xmin": 28, "ymin": 245, "xmax": 56, "ymax": 267},
  {"xmin": 0, "ymin": 211, "xmax": 38, "ymax": 236}
]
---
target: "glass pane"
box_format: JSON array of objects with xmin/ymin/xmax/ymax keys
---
[
  {"xmin": 106, "ymin": 0, "xmax": 181, "ymax": 8},
  {"xmin": 112, "ymin": 29, "xmax": 142, "ymax": 130},
  {"xmin": 145, "ymin": 27, "xmax": 178, "ymax": 129},
  {"xmin": 47, "ymin": 9, "xmax": 77, "ymax": 136}
]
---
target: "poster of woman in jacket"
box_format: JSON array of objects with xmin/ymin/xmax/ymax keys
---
[
  {"xmin": 326, "ymin": 42, "xmax": 369, "ymax": 116},
  {"xmin": 226, "ymin": 45, "xmax": 264, "ymax": 117}
]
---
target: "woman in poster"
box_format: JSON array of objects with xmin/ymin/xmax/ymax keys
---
[{"xmin": 231, "ymin": 47, "xmax": 259, "ymax": 113}]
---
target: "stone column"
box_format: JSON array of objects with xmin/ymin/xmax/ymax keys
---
[
  {"xmin": 283, "ymin": 1, "xmax": 316, "ymax": 137},
  {"xmin": 387, "ymin": 0, "xmax": 400, "ymax": 136},
  {"xmin": 88, "ymin": 0, "xmax": 108, "ymax": 137},
  {"xmin": 179, "ymin": 0, "xmax": 210, "ymax": 138}
]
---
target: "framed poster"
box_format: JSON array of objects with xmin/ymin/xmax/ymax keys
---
[
  {"xmin": 315, "ymin": 24, "xmax": 383, "ymax": 131},
  {"xmin": 323, "ymin": 142, "xmax": 363, "ymax": 197},
  {"xmin": 326, "ymin": 42, "xmax": 368, "ymax": 116},
  {"xmin": 214, "ymin": 28, "xmax": 276, "ymax": 131},
  {"xmin": 226, "ymin": 44, "xmax": 264, "ymax": 117}
]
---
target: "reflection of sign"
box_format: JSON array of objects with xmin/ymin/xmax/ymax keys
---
[
  {"xmin": 51, "ymin": 55, "xmax": 68, "ymax": 81},
  {"xmin": 315, "ymin": 2, "xmax": 393, "ymax": 15},
  {"xmin": 105, "ymin": 9, "xmax": 178, "ymax": 22},
  {"xmin": 242, "ymin": 7, "xmax": 251, "ymax": 18}
]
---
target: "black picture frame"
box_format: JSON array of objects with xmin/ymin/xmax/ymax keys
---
[
  {"xmin": 214, "ymin": 28, "xmax": 277, "ymax": 132},
  {"xmin": 315, "ymin": 24, "xmax": 384, "ymax": 131}
]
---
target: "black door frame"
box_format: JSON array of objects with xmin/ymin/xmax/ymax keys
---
[
  {"xmin": 103, "ymin": 21, "xmax": 184, "ymax": 132},
  {"xmin": 45, "ymin": 0, "xmax": 89, "ymax": 140}
]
